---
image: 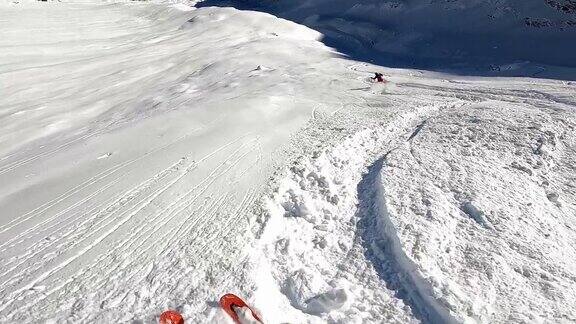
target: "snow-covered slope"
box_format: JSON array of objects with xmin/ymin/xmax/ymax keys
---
[
  {"xmin": 250, "ymin": 76, "xmax": 576, "ymax": 323},
  {"xmin": 230, "ymin": 0, "xmax": 576, "ymax": 77},
  {"xmin": 380, "ymin": 97, "xmax": 576, "ymax": 323},
  {"xmin": 1, "ymin": 0, "xmax": 575, "ymax": 323},
  {"xmin": 0, "ymin": 1, "xmax": 334, "ymax": 322}
]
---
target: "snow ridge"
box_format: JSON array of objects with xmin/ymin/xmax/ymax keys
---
[{"xmin": 358, "ymin": 156, "xmax": 458, "ymax": 324}]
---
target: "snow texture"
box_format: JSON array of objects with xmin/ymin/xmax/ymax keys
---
[{"xmin": 254, "ymin": 79, "xmax": 576, "ymax": 323}]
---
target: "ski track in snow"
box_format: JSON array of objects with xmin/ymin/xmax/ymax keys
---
[
  {"xmin": 253, "ymin": 101, "xmax": 464, "ymax": 323},
  {"xmin": 253, "ymin": 79, "xmax": 576, "ymax": 323},
  {"xmin": 1, "ymin": 0, "xmax": 576, "ymax": 323}
]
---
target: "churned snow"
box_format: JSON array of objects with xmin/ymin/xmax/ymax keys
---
[
  {"xmin": 1, "ymin": 0, "xmax": 575, "ymax": 323},
  {"xmin": 380, "ymin": 98, "xmax": 576, "ymax": 323},
  {"xmin": 253, "ymin": 78, "xmax": 576, "ymax": 323}
]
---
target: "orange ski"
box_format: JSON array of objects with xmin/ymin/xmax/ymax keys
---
[
  {"xmin": 159, "ymin": 310, "xmax": 184, "ymax": 324},
  {"xmin": 219, "ymin": 293, "xmax": 262, "ymax": 324}
]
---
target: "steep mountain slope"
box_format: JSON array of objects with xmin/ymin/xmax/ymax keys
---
[{"xmin": 228, "ymin": 0, "xmax": 576, "ymax": 77}]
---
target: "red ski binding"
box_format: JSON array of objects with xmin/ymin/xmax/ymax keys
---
[{"xmin": 219, "ymin": 293, "xmax": 262, "ymax": 324}]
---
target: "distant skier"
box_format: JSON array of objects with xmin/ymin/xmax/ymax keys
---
[{"xmin": 371, "ymin": 72, "xmax": 386, "ymax": 83}]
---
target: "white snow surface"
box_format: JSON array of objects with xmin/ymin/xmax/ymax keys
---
[
  {"xmin": 1, "ymin": 0, "xmax": 576, "ymax": 323},
  {"xmin": 380, "ymin": 100, "xmax": 576, "ymax": 323}
]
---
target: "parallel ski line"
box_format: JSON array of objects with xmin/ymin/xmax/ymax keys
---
[
  {"xmin": 0, "ymin": 159, "xmax": 193, "ymax": 295},
  {"xmin": 0, "ymin": 158, "xmax": 187, "ymax": 284},
  {"xmin": 79, "ymin": 142, "xmax": 258, "ymax": 291},
  {"xmin": 0, "ymin": 132, "xmax": 97, "ymax": 176},
  {"xmin": 0, "ymin": 157, "xmax": 196, "ymax": 314},
  {"xmin": 2, "ymin": 135, "xmax": 255, "ymax": 315},
  {"xmin": 0, "ymin": 130, "xmax": 199, "ymax": 234},
  {"xmin": 71, "ymin": 143, "xmax": 258, "ymax": 307}
]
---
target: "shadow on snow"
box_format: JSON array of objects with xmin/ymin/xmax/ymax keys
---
[{"xmin": 195, "ymin": 0, "xmax": 576, "ymax": 81}]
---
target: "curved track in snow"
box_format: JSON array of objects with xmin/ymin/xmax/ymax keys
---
[{"xmin": 252, "ymin": 101, "xmax": 464, "ymax": 323}]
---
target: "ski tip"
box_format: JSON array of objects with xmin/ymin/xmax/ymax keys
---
[
  {"xmin": 159, "ymin": 310, "xmax": 184, "ymax": 324},
  {"xmin": 220, "ymin": 293, "xmax": 248, "ymax": 309},
  {"xmin": 219, "ymin": 293, "xmax": 262, "ymax": 323}
]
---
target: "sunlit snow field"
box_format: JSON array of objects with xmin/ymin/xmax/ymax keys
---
[{"xmin": 0, "ymin": 0, "xmax": 575, "ymax": 323}]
